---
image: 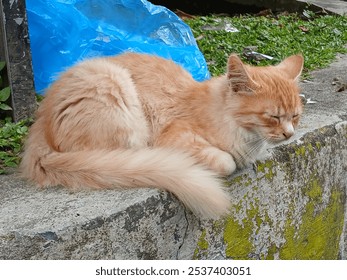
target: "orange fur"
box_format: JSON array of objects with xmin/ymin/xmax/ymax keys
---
[{"xmin": 20, "ymin": 53, "xmax": 304, "ymax": 219}]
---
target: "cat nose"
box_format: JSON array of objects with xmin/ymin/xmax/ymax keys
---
[
  {"xmin": 283, "ymin": 122, "xmax": 294, "ymax": 139},
  {"xmin": 283, "ymin": 131, "xmax": 294, "ymax": 139}
]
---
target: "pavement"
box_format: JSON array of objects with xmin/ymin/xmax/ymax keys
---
[
  {"xmin": 297, "ymin": 0, "xmax": 347, "ymax": 15},
  {"xmin": 0, "ymin": 53, "xmax": 347, "ymax": 260},
  {"xmin": 225, "ymin": 0, "xmax": 347, "ymax": 15}
]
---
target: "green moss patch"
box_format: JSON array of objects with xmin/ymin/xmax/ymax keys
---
[{"xmin": 280, "ymin": 178, "xmax": 345, "ymax": 259}]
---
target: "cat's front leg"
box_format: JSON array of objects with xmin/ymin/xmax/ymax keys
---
[
  {"xmin": 156, "ymin": 123, "xmax": 236, "ymax": 176},
  {"xmin": 196, "ymin": 146, "xmax": 236, "ymax": 176}
]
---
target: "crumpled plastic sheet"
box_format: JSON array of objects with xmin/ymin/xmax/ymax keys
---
[{"xmin": 26, "ymin": 0, "xmax": 210, "ymax": 93}]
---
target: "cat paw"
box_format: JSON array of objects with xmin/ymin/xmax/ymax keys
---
[{"xmin": 199, "ymin": 147, "xmax": 236, "ymax": 176}]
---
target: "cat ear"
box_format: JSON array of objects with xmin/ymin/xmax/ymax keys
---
[
  {"xmin": 227, "ymin": 54, "xmax": 257, "ymax": 94},
  {"xmin": 276, "ymin": 54, "xmax": 304, "ymax": 81}
]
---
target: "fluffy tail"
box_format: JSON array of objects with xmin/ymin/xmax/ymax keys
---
[{"xmin": 20, "ymin": 147, "xmax": 231, "ymax": 219}]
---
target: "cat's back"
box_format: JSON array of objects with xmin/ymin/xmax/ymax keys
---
[
  {"xmin": 39, "ymin": 55, "xmax": 138, "ymax": 117},
  {"xmin": 38, "ymin": 53, "xmax": 197, "ymax": 133},
  {"xmin": 108, "ymin": 53, "xmax": 196, "ymax": 93},
  {"xmin": 44, "ymin": 53, "xmax": 195, "ymax": 104}
]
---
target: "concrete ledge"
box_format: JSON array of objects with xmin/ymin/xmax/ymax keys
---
[
  {"xmin": 224, "ymin": 0, "xmax": 347, "ymax": 15},
  {"xmin": 1, "ymin": 55, "xmax": 347, "ymax": 260},
  {"xmin": 184, "ymin": 121, "xmax": 347, "ymax": 259}
]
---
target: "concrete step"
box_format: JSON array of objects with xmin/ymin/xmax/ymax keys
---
[
  {"xmin": 297, "ymin": 0, "xmax": 347, "ymax": 15},
  {"xmin": 224, "ymin": 0, "xmax": 347, "ymax": 15},
  {"xmin": 1, "ymin": 54, "xmax": 347, "ymax": 260}
]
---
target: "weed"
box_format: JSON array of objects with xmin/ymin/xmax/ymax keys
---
[
  {"xmin": 0, "ymin": 62, "xmax": 30, "ymax": 173},
  {"xmin": 0, "ymin": 61, "xmax": 12, "ymax": 111},
  {"xmin": 0, "ymin": 117, "xmax": 30, "ymax": 173}
]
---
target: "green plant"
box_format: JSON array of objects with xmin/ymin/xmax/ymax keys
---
[
  {"xmin": 0, "ymin": 61, "xmax": 30, "ymax": 173},
  {"xmin": 0, "ymin": 61, "xmax": 12, "ymax": 111},
  {"xmin": 0, "ymin": 117, "xmax": 30, "ymax": 173}
]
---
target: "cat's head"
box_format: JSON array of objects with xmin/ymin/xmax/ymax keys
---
[{"xmin": 227, "ymin": 54, "xmax": 304, "ymax": 143}]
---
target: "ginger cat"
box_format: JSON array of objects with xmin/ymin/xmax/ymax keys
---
[{"xmin": 20, "ymin": 53, "xmax": 303, "ymax": 219}]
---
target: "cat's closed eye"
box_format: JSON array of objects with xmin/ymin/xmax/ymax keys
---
[
  {"xmin": 265, "ymin": 114, "xmax": 281, "ymax": 123},
  {"xmin": 269, "ymin": 114, "xmax": 300, "ymax": 120}
]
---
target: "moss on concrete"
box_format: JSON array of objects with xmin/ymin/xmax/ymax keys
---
[
  {"xmin": 256, "ymin": 160, "xmax": 276, "ymax": 181},
  {"xmin": 265, "ymin": 244, "xmax": 278, "ymax": 260},
  {"xmin": 315, "ymin": 141, "xmax": 322, "ymax": 150},
  {"xmin": 193, "ymin": 229, "xmax": 209, "ymax": 259},
  {"xmin": 195, "ymin": 125, "xmax": 346, "ymax": 260},
  {"xmin": 295, "ymin": 145, "xmax": 307, "ymax": 157},
  {"xmin": 280, "ymin": 177, "xmax": 345, "ymax": 259},
  {"xmin": 221, "ymin": 175, "xmax": 345, "ymax": 260},
  {"xmin": 290, "ymin": 141, "xmax": 318, "ymax": 169},
  {"xmin": 223, "ymin": 216, "xmax": 253, "ymax": 259},
  {"xmin": 224, "ymin": 173, "xmax": 253, "ymax": 188},
  {"xmin": 223, "ymin": 202, "xmax": 263, "ymax": 259}
]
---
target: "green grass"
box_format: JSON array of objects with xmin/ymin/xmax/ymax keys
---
[{"xmin": 186, "ymin": 12, "xmax": 347, "ymax": 76}]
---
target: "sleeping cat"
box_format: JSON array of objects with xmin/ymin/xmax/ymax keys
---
[{"xmin": 20, "ymin": 53, "xmax": 304, "ymax": 219}]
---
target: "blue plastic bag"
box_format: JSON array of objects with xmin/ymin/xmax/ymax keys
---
[{"xmin": 26, "ymin": 0, "xmax": 210, "ymax": 93}]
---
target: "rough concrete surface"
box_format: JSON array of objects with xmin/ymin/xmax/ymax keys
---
[
  {"xmin": 1, "ymin": 54, "xmax": 347, "ymax": 260},
  {"xmin": 225, "ymin": 0, "xmax": 347, "ymax": 15},
  {"xmin": 298, "ymin": 0, "xmax": 347, "ymax": 15}
]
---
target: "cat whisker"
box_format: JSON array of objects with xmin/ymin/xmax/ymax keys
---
[{"xmin": 232, "ymin": 134, "xmax": 268, "ymax": 166}]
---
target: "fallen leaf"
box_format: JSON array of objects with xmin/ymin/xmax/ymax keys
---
[
  {"xmin": 299, "ymin": 26, "xmax": 309, "ymax": 32},
  {"xmin": 336, "ymin": 84, "xmax": 347, "ymax": 92},
  {"xmin": 175, "ymin": 9, "xmax": 195, "ymax": 20}
]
